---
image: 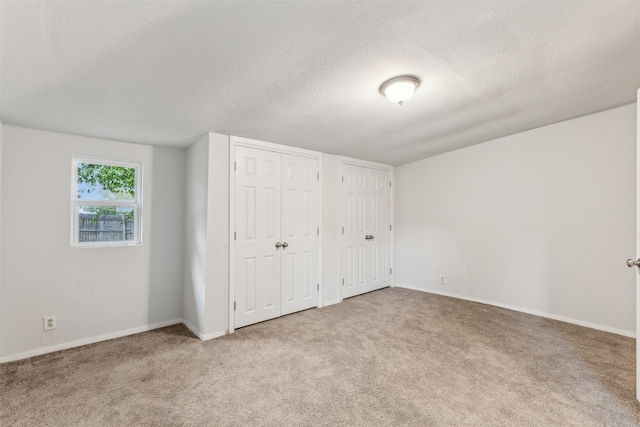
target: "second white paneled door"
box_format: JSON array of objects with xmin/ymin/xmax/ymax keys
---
[
  {"xmin": 281, "ymin": 155, "xmax": 320, "ymax": 315},
  {"xmin": 234, "ymin": 146, "xmax": 319, "ymax": 329},
  {"xmin": 341, "ymin": 163, "xmax": 392, "ymax": 299}
]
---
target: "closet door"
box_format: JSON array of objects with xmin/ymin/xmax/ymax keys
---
[
  {"xmin": 341, "ymin": 164, "xmax": 368, "ymax": 298},
  {"xmin": 281, "ymin": 154, "xmax": 319, "ymax": 315},
  {"xmin": 235, "ymin": 147, "xmax": 282, "ymax": 328},
  {"xmin": 341, "ymin": 164, "xmax": 391, "ymax": 299},
  {"xmin": 367, "ymin": 168, "xmax": 391, "ymax": 291},
  {"xmin": 234, "ymin": 146, "xmax": 320, "ymax": 329}
]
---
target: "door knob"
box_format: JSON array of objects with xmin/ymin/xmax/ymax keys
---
[
  {"xmin": 627, "ymin": 258, "xmax": 640, "ymax": 268},
  {"xmin": 275, "ymin": 242, "xmax": 283, "ymax": 248},
  {"xmin": 365, "ymin": 235, "xmax": 375, "ymax": 240},
  {"xmin": 282, "ymin": 242, "xmax": 289, "ymax": 248}
]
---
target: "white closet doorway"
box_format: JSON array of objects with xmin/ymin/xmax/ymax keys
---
[
  {"xmin": 340, "ymin": 161, "xmax": 393, "ymax": 299},
  {"xmin": 231, "ymin": 138, "xmax": 321, "ymax": 330}
]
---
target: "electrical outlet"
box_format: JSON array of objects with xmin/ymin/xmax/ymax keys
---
[
  {"xmin": 439, "ymin": 275, "xmax": 446, "ymax": 284},
  {"xmin": 43, "ymin": 315, "xmax": 56, "ymax": 331}
]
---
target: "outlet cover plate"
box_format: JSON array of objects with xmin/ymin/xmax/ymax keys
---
[{"xmin": 43, "ymin": 315, "xmax": 56, "ymax": 331}]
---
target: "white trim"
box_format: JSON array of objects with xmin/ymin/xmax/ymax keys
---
[
  {"xmin": 337, "ymin": 155, "xmax": 393, "ymax": 171},
  {"xmin": 228, "ymin": 135, "xmax": 323, "ymax": 334},
  {"xmin": 317, "ymin": 154, "xmax": 324, "ymax": 308},
  {"xmin": 636, "ymin": 87, "xmax": 640, "ymax": 403},
  {"xmin": 228, "ymin": 137, "xmax": 236, "ymax": 333},
  {"xmin": 72, "ymin": 156, "xmax": 144, "ymax": 169},
  {"xmin": 183, "ymin": 319, "xmax": 227, "ymax": 341},
  {"xmin": 0, "ymin": 319, "xmax": 182, "ymax": 363},
  {"xmin": 322, "ymin": 299, "xmax": 342, "ymax": 307},
  {"xmin": 182, "ymin": 319, "xmax": 204, "ymax": 340},
  {"xmin": 395, "ymin": 284, "xmax": 636, "ymax": 338},
  {"xmin": 389, "ymin": 166, "xmax": 395, "ymax": 288},
  {"xmin": 202, "ymin": 330, "xmax": 227, "ymax": 341},
  {"xmin": 232, "ymin": 136, "xmax": 320, "ymax": 158}
]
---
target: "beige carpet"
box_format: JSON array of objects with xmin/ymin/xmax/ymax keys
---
[{"xmin": 1, "ymin": 287, "xmax": 639, "ymax": 426}]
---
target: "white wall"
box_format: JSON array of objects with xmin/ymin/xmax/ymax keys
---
[
  {"xmin": 321, "ymin": 153, "xmax": 342, "ymax": 305},
  {"xmin": 0, "ymin": 122, "xmax": 3, "ymax": 354},
  {"xmin": 0, "ymin": 125, "xmax": 185, "ymax": 359},
  {"xmin": 183, "ymin": 134, "xmax": 209, "ymax": 336},
  {"xmin": 204, "ymin": 133, "xmax": 229, "ymax": 337},
  {"xmin": 183, "ymin": 132, "xmax": 229, "ymax": 339},
  {"xmin": 395, "ymin": 103, "xmax": 637, "ymax": 336}
]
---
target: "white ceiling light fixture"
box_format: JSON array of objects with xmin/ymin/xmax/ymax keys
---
[{"xmin": 379, "ymin": 75, "xmax": 420, "ymax": 105}]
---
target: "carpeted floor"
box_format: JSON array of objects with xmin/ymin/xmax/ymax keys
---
[{"xmin": 1, "ymin": 287, "xmax": 639, "ymax": 426}]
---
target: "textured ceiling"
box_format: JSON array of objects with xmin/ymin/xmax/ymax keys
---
[{"xmin": 1, "ymin": 1, "xmax": 639, "ymax": 165}]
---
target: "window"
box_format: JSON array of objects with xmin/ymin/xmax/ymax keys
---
[{"xmin": 72, "ymin": 158, "xmax": 142, "ymax": 246}]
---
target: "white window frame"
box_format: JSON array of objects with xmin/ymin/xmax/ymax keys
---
[{"xmin": 71, "ymin": 157, "xmax": 143, "ymax": 247}]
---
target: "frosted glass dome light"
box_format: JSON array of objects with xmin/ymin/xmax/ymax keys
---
[{"xmin": 380, "ymin": 76, "xmax": 420, "ymax": 105}]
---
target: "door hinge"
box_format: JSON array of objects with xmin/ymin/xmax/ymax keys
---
[
  {"xmin": 317, "ymin": 228, "xmax": 319, "ymax": 236},
  {"xmin": 342, "ymin": 227, "xmax": 344, "ymax": 234},
  {"xmin": 234, "ymin": 301, "xmax": 236, "ymax": 311},
  {"xmin": 234, "ymin": 231, "xmax": 237, "ymax": 240},
  {"xmin": 389, "ymin": 181, "xmax": 391, "ymax": 188},
  {"xmin": 317, "ymin": 172, "xmax": 320, "ymax": 180},
  {"xmin": 390, "ymin": 225, "xmax": 392, "ymax": 231},
  {"xmin": 342, "ymin": 278, "xmax": 345, "ymax": 286},
  {"xmin": 234, "ymin": 161, "xmax": 237, "ymax": 171},
  {"xmin": 317, "ymin": 284, "xmax": 320, "ymax": 291},
  {"xmin": 390, "ymin": 268, "xmax": 393, "ymax": 274},
  {"xmin": 342, "ymin": 175, "xmax": 344, "ymax": 183}
]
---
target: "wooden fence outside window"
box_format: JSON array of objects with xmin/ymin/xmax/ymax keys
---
[{"xmin": 78, "ymin": 213, "xmax": 134, "ymax": 242}]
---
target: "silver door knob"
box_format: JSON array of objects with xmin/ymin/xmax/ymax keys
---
[
  {"xmin": 627, "ymin": 258, "xmax": 640, "ymax": 268},
  {"xmin": 365, "ymin": 235, "xmax": 375, "ymax": 240},
  {"xmin": 275, "ymin": 242, "xmax": 283, "ymax": 248},
  {"xmin": 282, "ymin": 242, "xmax": 289, "ymax": 248}
]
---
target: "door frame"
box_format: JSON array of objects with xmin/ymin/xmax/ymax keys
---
[
  {"xmin": 229, "ymin": 136, "xmax": 323, "ymax": 333},
  {"xmin": 636, "ymin": 88, "xmax": 639, "ymax": 402},
  {"xmin": 337, "ymin": 156, "xmax": 395, "ymax": 301}
]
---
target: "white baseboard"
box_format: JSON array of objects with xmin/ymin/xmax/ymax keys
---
[
  {"xmin": 182, "ymin": 319, "xmax": 204, "ymax": 340},
  {"xmin": 182, "ymin": 319, "xmax": 226, "ymax": 341},
  {"xmin": 395, "ymin": 284, "xmax": 635, "ymax": 339},
  {"xmin": 0, "ymin": 318, "xmax": 183, "ymax": 363},
  {"xmin": 322, "ymin": 299, "xmax": 342, "ymax": 307},
  {"xmin": 202, "ymin": 330, "xmax": 226, "ymax": 341}
]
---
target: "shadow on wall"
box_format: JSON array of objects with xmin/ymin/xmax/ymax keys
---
[{"xmin": 147, "ymin": 147, "xmax": 186, "ymax": 327}]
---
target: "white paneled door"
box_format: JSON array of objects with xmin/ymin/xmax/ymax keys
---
[
  {"xmin": 234, "ymin": 146, "xmax": 319, "ymax": 329},
  {"xmin": 341, "ymin": 164, "xmax": 392, "ymax": 299},
  {"xmin": 281, "ymin": 155, "xmax": 319, "ymax": 315}
]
